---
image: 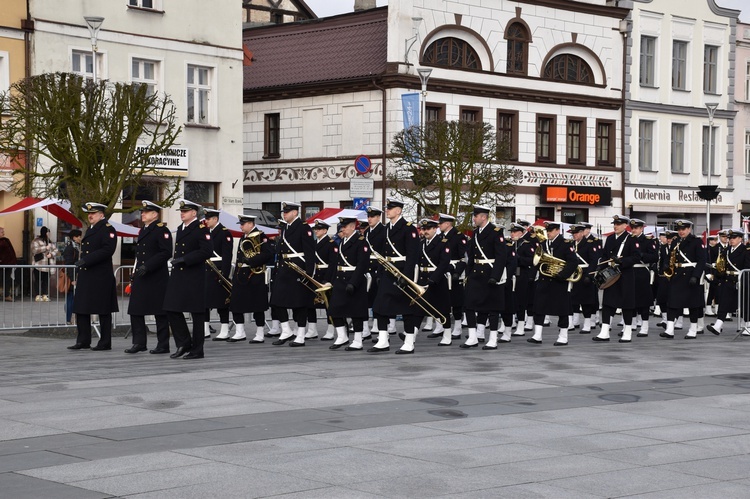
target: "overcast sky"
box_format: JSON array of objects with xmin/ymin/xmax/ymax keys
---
[{"xmin": 303, "ymin": 0, "xmax": 748, "ymax": 23}]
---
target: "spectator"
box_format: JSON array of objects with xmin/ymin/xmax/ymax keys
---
[
  {"xmin": 31, "ymin": 226, "xmax": 58, "ymax": 302},
  {"xmin": 0, "ymin": 227, "xmax": 17, "ymax": 301},
  {"xmin": 62, "ymin": 229, "xmax": 82, "ymax": 324}
]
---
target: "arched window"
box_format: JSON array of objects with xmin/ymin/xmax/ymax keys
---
[
  {"xmin": 543, "ymin": 54, "xmax": 593, "ymax": 83},
  {"xmin": 505, "ymin": 22, "xmax": 529, "ymax": 75},
  {"xmin": 423, "ymin": 37, "xmax": 481, "ymax": 70}
]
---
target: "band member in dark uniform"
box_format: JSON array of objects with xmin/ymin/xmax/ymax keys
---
[
  {"xmin": 708, "ymin": 229, "xmax": 749, "ymax": 335},
  {"xmin": 660, "ymin": 219, "xmax": 707, "ymax": 339},
  {"xmin": 307, "ymin": 219, "xmax": 336, "ymax": 340},
  {"xmin": 593, "ymin": 215, "xmax": 638, "ymax": 342},
  {"xmin": 705, "ymin": 232, "xmax": 726, "ymax": 316},
  {"xmin": 363, "ymin": 206, "xmax": 385, "ymax": 341},
  {"xmin": 411, "ymin": 219, "xmax": 452, "ymax": 350},
  {"xmin": 68, "ymin": 202, "xmax": 118, "ymax": 351},
  {"xmin": 461, "ymin": 205, "xmax": 507, "ymax": 349},
  {"xmin": 509, "ymin": 222, "xmax": 537, "ymax": 336},
  {"xmin": 163, "ymin": 200, "xmax": 212, "ymax": 359},
  {"xmin": 229, "ymin": 215, "xmax": 275, "ymax": 343},
  {"xmin": 125, "ymin": 201, "xmax": 172, "ymax": 354},
  {"xmin": 580, "ymin": 222, "xmax": 602, "ymax": 327},
  {"xmin": 654, "ymin": 231, "xmax": 674, "ymax": 328},
  {"xmin": 203, "ymin": 209, "xmax": 233, "ymax": 341},
  {"xmin": 269, "ymin": 201, "xmax": 316, "ymax": 347},
  {"xmin": 527, "ymin": 221, "xmax": 578, "ymax": 345},
  {"xmin": 434, "ymin": 213, "xmax": 467, "ymax": 344},
  {"xmin": 626, "ymin": 219, "xmax": 658, "ymax": 340},
  {"xmin": 369, "ymin": 198, "xmax": 420, "ymax": 353},
  {"xmin": 498, "ymin": 236, "xmax": 517, "ymax": 344},
  {"xmin": 328, "ymin": 216, "xmax": 370, "ymax": 350},
  {"xmin": 568, "ymin": 224, "xmax": 598, "ymax": 335}
]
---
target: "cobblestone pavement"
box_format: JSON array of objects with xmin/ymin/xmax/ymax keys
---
[{"xmin": 1, "ymin": 322, "xmax": 750, "ymax": 498}]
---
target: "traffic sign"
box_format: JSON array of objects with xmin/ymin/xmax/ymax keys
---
[
  {"xmin": 350, "ymin": 177, "xmax": 374, "ymax": 198},
  {"xmin": 354, "ymin": 155, "xmax": 372, "ymax": 175}
]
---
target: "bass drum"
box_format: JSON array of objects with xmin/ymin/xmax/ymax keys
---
[{"xmin": 594, "ymin": 265, "xmax": 622, "ymax": 290}]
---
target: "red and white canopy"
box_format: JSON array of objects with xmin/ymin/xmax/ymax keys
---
[
  {"xmin": 305, "ymin": 208, "xmax": 367, "ymax": 226},
  {"xmin": 213, "ymin": 210, "xmax": 278, "ymax": 237}
]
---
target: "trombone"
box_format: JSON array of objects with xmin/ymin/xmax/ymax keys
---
[
  {"xmin": 206, "ymin": 259, "xmax": 232, "ymax": 304},
  {"xmin": 370, "ymin": 248, "xmax": 447, "ymax": 324},
  {"xmin": 284, "ymin": 260, "xmax": 332, "ymax": 308}
]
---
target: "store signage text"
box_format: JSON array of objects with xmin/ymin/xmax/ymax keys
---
[
  {"xmin": 632, "ymin": 188, "xmax": 723, "ymax": 204},
  {"xmin": 540, "ymin": 185, "xmax": 612, "ymax": 206}
]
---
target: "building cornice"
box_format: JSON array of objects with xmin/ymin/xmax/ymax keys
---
[
  {"xmin": 628, "ymin": 100, "xmax": 737, "ymax": 118},
  {"xmin": 524, "ymin": 0, "xmax": 629, "ymax": 19}
]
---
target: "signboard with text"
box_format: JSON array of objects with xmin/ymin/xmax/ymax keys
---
[
  {"xmin": 350, "ymin": 177, "xmax": 374, "ymax": 198},
  {"xmin": 540, "ymin": 185, "xmax": 612, "ymax": 206},
  {"xmin": 136, "ymin": 146, "xmax": 189, "ymax": 177}
]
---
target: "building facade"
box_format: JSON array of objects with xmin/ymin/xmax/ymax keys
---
[
  {"xmin": 24, "ymin": 0, "xmax": 245, "ymax": 263},
  {"xmin": 243, "ymin": 0, "xmax": 629, "ymax": 230},
  {"xmin": 623, "ymin": 0, "xmax": 741, "ymax": 233},
  {"xmin": 736, "ymin": 21, "xmax": 750, "ymax": 229}
]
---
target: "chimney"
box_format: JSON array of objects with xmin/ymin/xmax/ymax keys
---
[{"xmin": 354, "ymin": 0, "xmax": 376, "ymax": 11}]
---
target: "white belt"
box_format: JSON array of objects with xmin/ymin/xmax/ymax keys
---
[
  {"xmin": 420, "ymin": 266, "xmax": 437, "ymax": 272},
  {"xmin": 337, "ymin": 265, "xmax": 356, "ymax": 272},
  {"xmin": 676, "ymin": 262, "xmax": 696, "ymax": 268},
  {"xmin": 475, "ymin": 259, "xmax": 495, "ymax": 265},
  {"xmin": 633, "ymin": 263, "xmax": 649, "ymax": 268},
  {"xmin": 386, "ymin": 256, "xmax": 406, "ymax": 262},
  {"xmin": 370, "ymin": 255, "xmax": 378, "ymax": 260},
  {"xmin": 283, "ymin": 252, "xmax": 305, "ymax": 259},
  {"xmin": 449, "ymin": 259, "xmax": 461, "ymax": 265},
  {"xmin": 316, "ymin": 264, "xmax": 329, "ymax": 269}
]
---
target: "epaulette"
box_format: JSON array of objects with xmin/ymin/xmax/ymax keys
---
[
  {"xmin": 442, "ymin": 238, "xmax": 448, "ymax": 243},
  {"xmin": 328, "ymin": 236, "xmax": 334, "ymax": 242},
  {"xmin": 646, "ymin": 235, "xmax": 654, "ymax": 239},
  {"xmin": 359, "ymin": 236, "xmax": 365, "ymax": 240},
  {"xmin": 157, "ymin": 222, "xmax": 166, "ymax": 227},
  {"xmin": 105, "ymin": 223, "xmax": 112, "ymax": 227},
  {"xmin": 494, "ymin": 227, "xmax": 500, "ymax": 232},
  {"xmin": 199, "ymin": 223, "xmax": 206, "ymax": 228},
  {"xmin": 221, "ymin": 227, "xmax": 228, "ymax": 231},
  {"xmin": 406, "ymin": 222, "xmax": 413, "ymax": 226},
  {"xmin": 506, "ymin": 241, "xmax": 513, "ymax": 247}
]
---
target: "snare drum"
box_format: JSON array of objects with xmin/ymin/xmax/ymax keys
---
[{"xmin": 594, "ymin": 265, "xmax": 621, "ymax": 290}]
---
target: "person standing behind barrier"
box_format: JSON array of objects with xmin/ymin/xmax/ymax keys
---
[
  {"xmin": 125, "ymin": 201, "xmax": 173, "ymax": 354},
  {"xmin": 163, "ymin": 199, "xmax": 212, "ymax": 359},
  {"xmin": 61, "ymin": 229, "xmax": 82, "ymax": 324},
  {"xmin": 0, "ymin": 227, "xmax": 17, "ymax": 301},
  {"xmin": 68, "ymin": 203, "xmax": 118, "ymax": 351},
  {"xmin": 31, "ymin": 226, "xmax": 57, "ymax": 302}
]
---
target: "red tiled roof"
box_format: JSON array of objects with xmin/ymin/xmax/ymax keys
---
[{"xmin": 243, "ymin": 9, "xmax": 388, "ymax": 90}]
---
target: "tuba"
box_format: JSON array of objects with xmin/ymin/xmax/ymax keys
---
[
  {"xmin": 664, "ymin": 242, "xmax": 678, "ymax": 279},
  {"xmin": 532, "ymin": 245, "xmax": 582, "ymax": 283},
  {"xmin": 715, "ymin": 250, "xmax": 727, "ymax": 277},
  {"xmin": 240, "ymin": 232, "xmax": 265, "ymax": 275}
]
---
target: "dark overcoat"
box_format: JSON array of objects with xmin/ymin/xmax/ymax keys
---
[
  {"xmin": 630, "ymin": 234, "xmax": 658, "ymax": 308},
  {"xmin": 571, "ymin": 236, "xmax": 599, "ymax": 306},
  {"xmin": 464, "ymin": 223, "xmax": 508, "ymax": 313},
  {"xmin": 600, "ymin": 231, "xmax": 638, "ymax": 309},
  {"xmin": 364, "ymin": 223, "xmax": 385, "ymax": 307},
  {"xmin": 328, "ymin": 235, "xmax": 370, "ymax": 318},
  {"xmin": 442, "ymin": 227, "xmax": 467, "ymax": 308},
  {"xmin": 372, "ymin": 217, "xmax": 421, "ymax": 317},
  {"xmin": 533, "ymin": 235, "xmax": 578, "ymax": 317},
  {"xmin": 72, "ymin": 219, "xmax": 118, "ymax": 314},
  {"xmin": 666, "ymin": 233, "xmax": 707, "ymax": 309},
  {"xmin": 270, "ymin": 217, "xmax": 316, "ymax": 309},
  {"xmin": 230, "ymin": 228, "xmax": 274, "ymax": 313},
  {"xmin": 204, "ymin": 223, "xmax": 233, "ymax": 308},
  {"xmin": 163, "ymin": 220, "xmax": 212, "ymax": 313},
  {"xmin": 128, "ymin": 221, "xmax": 172, "ymax": 316},
  {"xmin": 415, "ymin": 235, "xmax": 452, "ymax": 321}
]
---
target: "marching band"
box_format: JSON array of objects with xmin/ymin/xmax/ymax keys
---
[{"xmin": 69, "ymin": 198, "xmax": 750, "ymax": 358}]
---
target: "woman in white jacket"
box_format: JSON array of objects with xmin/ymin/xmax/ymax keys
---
[{"xmin": 31, "ymin": 226, "xmax": 58, "ymax": 301}]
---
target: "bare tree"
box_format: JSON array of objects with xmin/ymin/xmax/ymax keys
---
[
  {"xmin": 0, "ymin": 72, "xmax": 182, "ymax": 222},
  {"xmin": 389, "ymin": 120, "xmax": 522, "ymax": 231}
]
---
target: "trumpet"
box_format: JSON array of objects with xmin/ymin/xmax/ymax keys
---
[
  {"xmin": 532, "ymin": 245, "xmax": 582, "ymax": 282},
  {"xmin": 370, "ymin": 248, "xmax": 447, "ymax": 324},
  {"xmin": 206, "ymin": 259, "xmax": 232, "ymax": 304},
  {"xmin": 284, "ymin": 260, "xmax": 332, "ymax": 308}
]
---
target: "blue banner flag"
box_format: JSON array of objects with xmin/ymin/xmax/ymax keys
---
[{"xmin": 401, "ymin": 92, "xmax": 420, "ymax": 130}]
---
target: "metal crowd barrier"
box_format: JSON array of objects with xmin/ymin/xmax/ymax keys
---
[
  {"xmin": 1, "ymin": 264, "xmax": 79, "ymax": 330},
  {"xmin": 737, "ymin": 268, "xmax": 750, "ymax": 339}
]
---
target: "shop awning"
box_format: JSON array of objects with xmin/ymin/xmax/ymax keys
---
[{"xmin": 305, "ymin": 208, "xmax": 367, "ymax": 226}]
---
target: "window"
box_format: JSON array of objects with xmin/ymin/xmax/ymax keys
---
[
  {"xmin": 746, "ymin": 60, "xmax": 750, "ymax": 101},
  {"xmin": 595, "ymin": 120, "xmax": 615, "ymax": 166},
  {"xmin": 129, "ymin": 0, "xmax": 155, "ymax": 8},
  {"xmin": 638, "ymin": 120, "xmax": 654, "ymax": 172},
  {"xmin": 271, "ymin": 11, "xmax": 283, "ymax": 24},
  {"xmin": 184, "ymin": 182, "xmax": 218, "ymax": 209},
  {"xmin": 702, "ymin": 125, "xmax": 718, "ymax": 176},
  {"xmin": 506, "ymin": 22, "xmax": 529, "ymax": 76},
  {"xmin": 640, "ymin": 36, "xmax": 656, "ymax": 87},
  {"xmin": 543, "ymin": 54, "xmax": 593, "ymax": 84},
  {"xmin": 561, "ymin": 208, "xmax": 588, "ymax": 225},
  {"xmin": 671, "ymin": 123, "xmax": 686, "ymax": 173},
  {"xmin": 460, "ymin": 107, "xmax": 482, "ymax": 123},
  {"xmin": 703, "ymin": 45, "xmax": 718, "ymax": 94},
  {"xmin": 186, "ymin": 64, "xmax": 212, "ymax": 125},
  {"xmin": 422, "ymin": 37, "xmax": 480, "ymax": 70},
  {"xmin": 536, "ymin": 115, "xmax": 556, "ymax": 162},
  {"xmin": 425, "ymin": 104, "xmax": 445, "ymax": 122},
  {"xmin": 672, "ymin": 41, "xmax": 688, "ymax": 90},
  {"xmin": 566, "ymin": 118, "xmax": 586, "ymax": 165},
  {"xmin": 745, "ymin": 130, "xmax": 750, "ymax": 175},
  {"xmin": 71, "ymin": 50, "xmax": 95, "ymax": 80},
  {"xmin": 264, "ymin": 113, "xmax": 280, "ymax": 158},
  {"xmin": 497, "ymin": 111, "xmax": 518, "ymax": 160},
  {"xmin": 131, "ymin": 58, "xmax": 158, "ymax": 96},
  {"xmin": 263, "ymin": 202, "xmax": 281, "ymax": 221},
  {"xmin": 302, "ymin": 202, "xmax": 322, "ymax": 221},
  {"xmin": 425, "ymin": 104, "xmax": 446, "ymax": 157}
]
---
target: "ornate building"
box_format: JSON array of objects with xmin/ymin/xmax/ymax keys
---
[{"xmin": 243, "ymin": 0, "xmax": 628, "ymax": 227}]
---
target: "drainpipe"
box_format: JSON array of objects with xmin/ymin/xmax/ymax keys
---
[
  {"xmin": 619, "ymin": 16, "xmax": 629, "ymax": 216},
  {"xmin": 21, "ymin": 0, "xmax": 33, "ymax": 264},
  {"xmin": 372, "ymin": 77, "xmax": 387, "ymax": 207}
]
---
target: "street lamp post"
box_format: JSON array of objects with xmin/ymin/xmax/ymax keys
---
[
  {"xmin": 83, "ymin": 16, "xmax": 105, "ymax": 83},
  {"xmin": 704, "ymin": 102, "xmax": 718, "ymax": 238},
  {"xmin": 417, "ymin": 67, "xmax": 432, "ymax": 140}
]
